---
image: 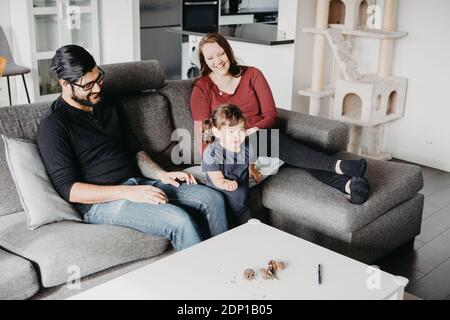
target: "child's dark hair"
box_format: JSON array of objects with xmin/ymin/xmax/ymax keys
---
[{"xmin": 202, "ymin": 104, "xmax": 246, "ymax": 143}]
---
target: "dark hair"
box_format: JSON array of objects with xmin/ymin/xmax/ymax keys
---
[
  {"xmin": 198, "ymin": 33, "xmax": 245, "ymax": 78},
  {"xmin": 202, "ymin": 104, "xmax": 246, "ymax": 143},
  {"xmin": 50, "ymin": 45, "xmax": 97, "ymax": 82}
]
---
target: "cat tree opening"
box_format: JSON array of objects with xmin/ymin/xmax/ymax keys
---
[
  {"xmin": 342, "ymin": 93, "xmax": 363, "ymax": 120},
  {"xmin": 329, "ymin": 0, "xmax": 346, "ymax": 25},
  {"xmin": 358, "ymin": 0, "xmax": 369, "ymax": 28},
  {"xmin": 387, "ymin": 90, "xmax": 398, "ymax": 115}
]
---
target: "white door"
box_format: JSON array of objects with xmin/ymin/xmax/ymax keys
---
[{"xmin": 30, "ymin": 0, "xmax": 100, "ymax": 101}]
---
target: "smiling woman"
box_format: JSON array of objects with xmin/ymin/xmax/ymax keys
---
[{"xmin": 190, "ymin": 33, "xmax": 372, "ymax": 205}]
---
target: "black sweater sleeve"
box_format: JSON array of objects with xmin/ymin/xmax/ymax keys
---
[
  {"xmin": 37, "ymin": 116, "xmax": 80, "ymax": 203},
  {"xmin": 115, "ymin": 100, "xmax": 143, "ymax": 156}
]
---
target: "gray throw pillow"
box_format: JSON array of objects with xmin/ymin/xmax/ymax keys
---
[{"xmin": 1, "ymin": 135, "xmax": 82, "ymax": 230}]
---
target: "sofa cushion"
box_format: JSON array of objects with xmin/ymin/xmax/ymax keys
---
[
  {"xmin": 159, "ymin": 79, "xmax": 197, "ymax": 162},
  {"xmin": 101, "ymin": 60, "xmax": 165, "ymax": 95},
  {"xmin": 0, "ymin": 102, "xmax": 50, "ymax": 217},
  {"xmin": 159, "ymin": 79, "xmax": 195, "ymax": 136},
  {"xmin": 0, "ymin": 212, "xmax": 169, "ymax": 288},
  {"xmin": 120, "ymin": 92, "xmax": 175, "ymax": 155},
  {"xmin": 2, "ymin": 136, "xmax": 82, "ymax": 229},
  {"xmin": 262, "ymin": 152, "xmax": 423, "ymax": 235},
  {"xmin": 0, "ymin": 248, "xmax": 40, "ymax": 300}
]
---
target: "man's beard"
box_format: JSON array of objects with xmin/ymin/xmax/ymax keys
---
[{"xmin": 72, "ymin": 92, "xmax": 102, "ymax": 107}]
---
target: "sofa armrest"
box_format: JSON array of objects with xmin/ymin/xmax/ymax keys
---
[{"xmin": 277, "ymin": 108, "xmax": 349, "ymax": 155}]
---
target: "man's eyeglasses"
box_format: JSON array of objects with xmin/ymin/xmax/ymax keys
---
[{"xmin": 71, "ymin": 67, "xmax": 105, "ymax": 91}]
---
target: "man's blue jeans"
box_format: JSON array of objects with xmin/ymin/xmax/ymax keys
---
[{"xmin": 83, "ymin": 178, "xmax": 229, "ymax": 251}]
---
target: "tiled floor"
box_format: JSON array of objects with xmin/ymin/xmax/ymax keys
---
[{"xmin": 374, "ymin": 161, "xmax": 450, "ymax": 300}]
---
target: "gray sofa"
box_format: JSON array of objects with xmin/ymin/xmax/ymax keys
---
[{"xmin": 0, "ymin": 61, "xmax": 424, "ymax": 300}]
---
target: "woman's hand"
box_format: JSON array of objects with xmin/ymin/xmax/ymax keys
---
[
  {"xmin": 246, "ymin": 127, "xmax": 259, "ymax": 136},
  {"xmin": 249, "ymin": 164, "xmax": 263, "ymax": 184},
  {"xmin": 160, "ymin": 171, "xmax": 197, "ymax": 187}
]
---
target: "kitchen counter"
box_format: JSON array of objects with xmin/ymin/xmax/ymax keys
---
[
  {"xmin": 220, "ymin": 7, "xmax": 278, "ymax": 16},
  {"xmin": 169, "ymin": 23, "xmax": 294, "ymax": 46}
]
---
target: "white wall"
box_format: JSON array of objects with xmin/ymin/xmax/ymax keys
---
[
  {"xmin": 291, "ymin": 0, "xmax": 315, "ymax": 114},
  {"xmin": 278, "ymin": 0, "xmax": 298, "ymax": 38},
  {"xmin": 290, "ymin": 0, "xmax": 450, "ymax": 171},
  {"xmin": 383, "ymin": 0, "xmax": 450, "ymax": 171},
  {"xmin": 98, "ymin": 0, "xmax": 140, "ymax": 64}
]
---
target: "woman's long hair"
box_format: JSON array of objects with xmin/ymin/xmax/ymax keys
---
[{"xmin": 198, "ymin": 33, "xmax": 245, "ymax": 78}]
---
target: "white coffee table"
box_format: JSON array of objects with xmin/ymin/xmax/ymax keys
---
[{"xmin": 69, "ymin": 220, "xmax": 408, "ymax": 300}]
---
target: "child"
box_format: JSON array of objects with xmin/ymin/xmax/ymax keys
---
[{"xmin": 202, "ymin": 104, "xmax": 262, "ymax": 226}]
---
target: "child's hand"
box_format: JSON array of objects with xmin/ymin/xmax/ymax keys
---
[
  {"xmin": 223, "ymin": 179, "xmax": 238, "ymax": 192},
  {"xmin": 249, "ymin": 165, "xmax": 263, "ymax": 184}
]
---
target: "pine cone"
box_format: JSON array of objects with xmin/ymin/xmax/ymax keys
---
[
  {"xmin": 268, "ymin": 260, "xmax": 277, "ymax": 272},
  {"xmin": 276, "ymin": 261, "xmax": 286, "ymax": 271},
  {"xmin": 261, "ymin": 268, "xmax": 274, "ymax": 280},
  {"xmin": 243, "ymin": 268, "xmax": 256, "ymax": 280}
]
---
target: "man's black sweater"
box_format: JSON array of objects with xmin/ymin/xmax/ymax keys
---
[{"xmin": 37, "ymin": 96, "xmax": 142, "ymax": 215}]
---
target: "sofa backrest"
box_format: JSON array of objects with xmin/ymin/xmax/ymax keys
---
[
  {"xmin": 0, "ymin": 60, "xmax": 192, "ymax": 217},
  {"xmin": 101, "ymin": 61, "xmax": 179, "ymax": 164},
  {"xmin": 158, "ymin": 78, "xmax": 199, "ymax": 164}
]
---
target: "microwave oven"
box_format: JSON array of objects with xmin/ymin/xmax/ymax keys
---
[{"xmin": 182, "ymin": 0, "xmax": 219, "ymax": 30}]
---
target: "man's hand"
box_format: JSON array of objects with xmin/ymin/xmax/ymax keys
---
[
  {"xmin": 160, "ymin": 171, "xmax": 197, "ymax": 188},
  {"xmin": 124, "ymin": 185, "xmax": 168, "ymax": 205},
  {"xmin": 249, "ymin": 164, "xmax": 263, "ymax": 184}
]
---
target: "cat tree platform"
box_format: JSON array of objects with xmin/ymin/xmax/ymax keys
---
[{"xmin": 333, "ymin": 74, "xmax": 408, "ymax": 127}]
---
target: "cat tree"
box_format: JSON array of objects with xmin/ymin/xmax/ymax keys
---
[{"xmin": 299, "ymin": 0, "xmax": 408, "ymax": 160}]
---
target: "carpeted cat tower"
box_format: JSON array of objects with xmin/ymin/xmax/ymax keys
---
[{"xmin": 299, "ymin": 0, "xmax": 408, "ymax": 160}]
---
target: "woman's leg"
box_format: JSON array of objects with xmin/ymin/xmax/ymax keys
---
[
  {"xmin": 279, "ymin": 131, "xmax": 366, "ymax": 176},
  {"xmin": 308, "ymin": 170, "xmax": 370, "ymax": 204},
  {"xmin": 278, "ymin": 131, "xmax": 336, "ymax": 172},
  {"xmin": 308, "ymin": 169, "xmax": 350, "ymax": 192},
  {"xmin": 253, "ymin": 130, "xmax": 366, "ymax": 176},
  {"xmin": 252, "ymin": 130, "xmax": 370, "ymax": 203}
]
